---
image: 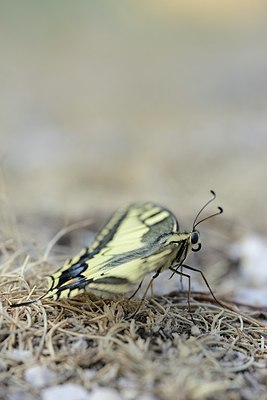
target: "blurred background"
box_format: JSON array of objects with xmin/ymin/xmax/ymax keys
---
[{"xmin": 1, "ymin": 1, "xmax": 267, "ymax": 302}]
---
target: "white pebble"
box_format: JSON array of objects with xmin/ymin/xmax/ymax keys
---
[
  {"xmin": 6, "ymin": 349, "xmax": 33, "ymax": 363},
  {"xmin": 25, "ymin": 365, "xmax": 56, "ymax": 388},
  {"xmin": 230, "ymin": 234, "xmax": 267, "ymax": 285},
  {"xmin": 138, "ymin": 395, "xmax": 158, "ymax": 400},
  {"xmin": 89, "ymin": 387, "xmax": 123, "ymax": 400},
  {"xmin": 42, "ymin": 383, "xmax": 88, "ymax": 400},
  {"xmin": 191, "ymin": 325, "xmax": 201, "ymax": 336}
]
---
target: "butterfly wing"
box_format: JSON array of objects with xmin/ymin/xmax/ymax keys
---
[{"xmin": 42, "ymin": 203, "xmax": 179, "ymax": 300}]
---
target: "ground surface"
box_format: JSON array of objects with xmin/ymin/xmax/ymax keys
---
[{"xmin": 1, "ymin": 219, "xmax": 267, "ymax": 400}]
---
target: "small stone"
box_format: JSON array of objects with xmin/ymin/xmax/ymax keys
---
[
  {"xmin": 191, "ymin": 325, "xmax": 201, "ymax": 336},
  {"xmin": 8, "ymin": 389, "xmax": 36, "ymax": 400},
  {"xmin": 138, "ymin": 395, "xmax": 158, "ymax": 400},
  {"xmin": 89, "ymin": 387, "xmax": 123, "ymax": 400},
  {"xmin": 42, "ymin": 383, "xmax": 88, "ymax": 400},
  {"xmin": 7, "ymin": 349, "xmax": 33, "ymax": 363},
  {"xmin": 72, "ymin": 338, "xmax": 88, "ymax": 352},
  {"xmin": 25, "ymin": 365, "xmax": 56, "ymax": 388},
  {"xmin": 84, "ymin": 368, "xmax": 96, "ymax": 378}
]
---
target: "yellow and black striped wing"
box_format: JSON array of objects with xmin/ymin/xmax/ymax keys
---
[{"xmin": 43, "ymin": 203, "xmax": 180, "ymax": 300}]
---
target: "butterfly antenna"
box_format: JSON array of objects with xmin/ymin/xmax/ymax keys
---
[
  {"xmin": 194, "ymin": 207, "xmax": 223, "ymax": 229},
  {"xmin": 193, "ymin": 190, "xmax": 223, "ymax": 230}
]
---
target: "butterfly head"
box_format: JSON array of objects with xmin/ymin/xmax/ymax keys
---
[{"xmin": 190, "ymin": 229, "xmax": 201, "ymax": 252}]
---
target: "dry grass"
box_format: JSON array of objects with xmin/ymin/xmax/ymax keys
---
[{"xmin": 1, "ymin": 229, "xmax": 267, "ymax": 400}]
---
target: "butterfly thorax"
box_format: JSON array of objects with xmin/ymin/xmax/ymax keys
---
[{"xmin": 155, "ymin": 230, "xmax": 199, "ymax": 271}]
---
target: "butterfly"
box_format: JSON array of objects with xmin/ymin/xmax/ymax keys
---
[{"xmin": 11, "ymin": 191, "xmax": 223, "ymax": 307}]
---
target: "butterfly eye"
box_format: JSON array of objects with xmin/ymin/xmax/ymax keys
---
[{"xmin": 191, "ymin": 231, "xmax": 199, "ymax": 245}]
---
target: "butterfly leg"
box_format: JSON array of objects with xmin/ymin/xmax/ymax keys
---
[
  {"xmin": 126, "ymin": 269, "xmax": 161, "ymax": 319},
  {"xmin": 181, "ymin": 264, "xmax": 224, "ymax": 308},
  {"xmin": 141, "ymin": 269, "xmax": 161, "ymax": 301},
  {"xmin": 128, "ymin": 279, "xmax": 144, "ymax": 300},
  {"xmin": 169, "ymin": 266, "xmax": 193, "ymax": 316}
]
